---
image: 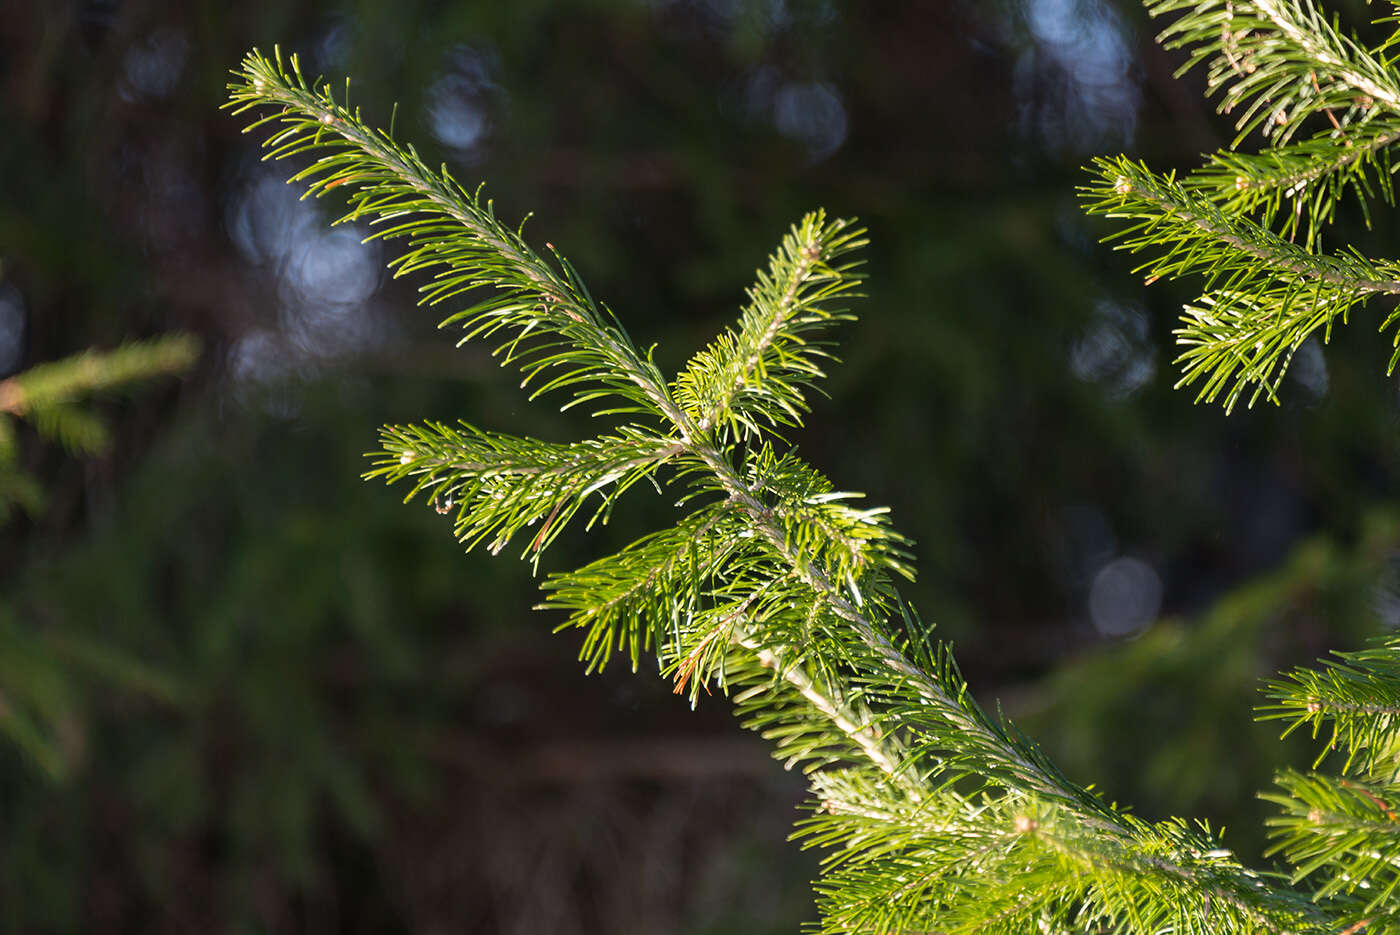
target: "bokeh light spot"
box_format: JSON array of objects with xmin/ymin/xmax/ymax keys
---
[
  {"xmin": 772, "ymin": 81, "xmax": 847, "ymax": 162},
  {"xmin": 1088, "ymin": 556, "xmax": 1162, "ymax": 637},
  {"xmin": 426, "ymin": 45, "xmax": 502, "ymax": 160},
  {"xmin": 1070, "ymin": 301, "xmax": 1156, "ymax": 400},
  {"xmin": 0, "ymin": 284, "xmax": 26, "ymax": 377},
  {"xmin": 1288, "ymin": 338, "xmax": 1329, "ymax": 403},
  {"xmin": 120, "ymin": 28, "xmax": 189, "ymax": 101},
  {"xmin": 1015, "ymin": 0, "xmax": 1138, "ymax": 151}
]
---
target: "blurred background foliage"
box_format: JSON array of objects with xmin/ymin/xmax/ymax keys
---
[{"xmin": 4, "ymin": 0, "xmax": 1400, "ymax": 931}]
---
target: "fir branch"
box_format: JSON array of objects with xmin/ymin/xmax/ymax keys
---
[
  {"xmin": 226, "ymin": 49, "xmax": 675, "ymax": 420},
  {"xmin": 729, "ymin": 631, "xmax": 915, "ymax": 784},
  {"xmin": 1083, "ymin": 155, "xmax": 1400, "ymax": 410},
  {"xmin": 366, "ymin": 421, "xmax": 681, "ymax": 562},
  {"xmin": 1264, "ymin": 769, "xmax": 1400, "ymax": 916},
  {"xmin": 684, "ymin": 443, "xmax": 1123, "ymax": 825},
  {"xmin": 801, "ymin": 780, "xmax": 1318, "ymax": 934},
  {"xmin": 1149, "ymin": 0, "xmax": 1400, "ymax": 142},
  {"xmin": 1260, "ymin": 637, "xmax": 1400, "ymax": 775},
  {"xmin": 713, "ymin": 471, "xmax": 1078, "ymax": 802},
  {"xmin": 704, "ymin": 558, "xmax": 1317, "ymax": 930},
  {"xmin": 1089, "ymin": 1, "xmax": 1400, "ymax": 413},
  {"xmin": 0, "ymin": 335, "xmax": 198, "ymax": 520},
  {"xmin": 1189, "ymin": 121, "xmax": 1400, "ymax": 248},
  {"xmin": 651, "ymin": 380, "xmax": 1295, "ymax": 930},
  {"xmin": 257, "ymin": 21, "xmax": 946, "ymax": 797},
  {"xmin": 816, "ymin": 616, "xmax": 1327, "ymax": 935},
  {"xmin": 672, "ymin": 211, "xmax": 867, "ymax": 442},
  {"xmin": 1258, "ymin": 640, "xmax": 1400, "ymax": 929},
  {"xmin": 1086, "ymin": 157, "xmax": 1400, "ymax": 297},
  {"xmin": 0, "ymin": 335, "xmax": 199, "ymax": 418},
  {"xmin": 231, "ymin": 46, "xmax": 1363, "ymax": 932},
  {"xmin": 540, "ymin": 504, "xmax": 745, "ymax": 672},
  {"xmin": 740, "ymin": 443, "xmax": 915, "ymax": 591}
]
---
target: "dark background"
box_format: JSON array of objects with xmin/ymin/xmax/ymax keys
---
[{"xmin": 4, "ymin": 0, "xmax": 1400, "ymax": 931}]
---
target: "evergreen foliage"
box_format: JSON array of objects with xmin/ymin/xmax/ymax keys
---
[
  {"xmin": 228, "ymin": 3, "xmax": 1400, "ymax": 926},
  {"xmin": 0, "ymin": 336, "xmax": 198, "ymax": 522},
  {"xmin": 0, "ymin": 335, "xmax": 196, "ymax": 778},
  {"xmin": 1084, "ymin": 0, "xmax": 1400, "ymax": 412}
]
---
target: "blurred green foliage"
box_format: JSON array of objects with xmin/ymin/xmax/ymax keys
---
[
  {"xmin": 1017, "ymin": 511, "xmax": 1400, "ymax": 862},
  {"xmin": 5, "ymin": 0, "xmax": 1400, "ymax": 931},
  {"xmin": 0, "ymin": 336, "xmax": 199, "ymax": 525}
]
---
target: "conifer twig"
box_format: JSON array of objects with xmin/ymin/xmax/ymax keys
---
[{"xmin": 233, "ymin": 42, "xmax": 1354, "ymax": 932}]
